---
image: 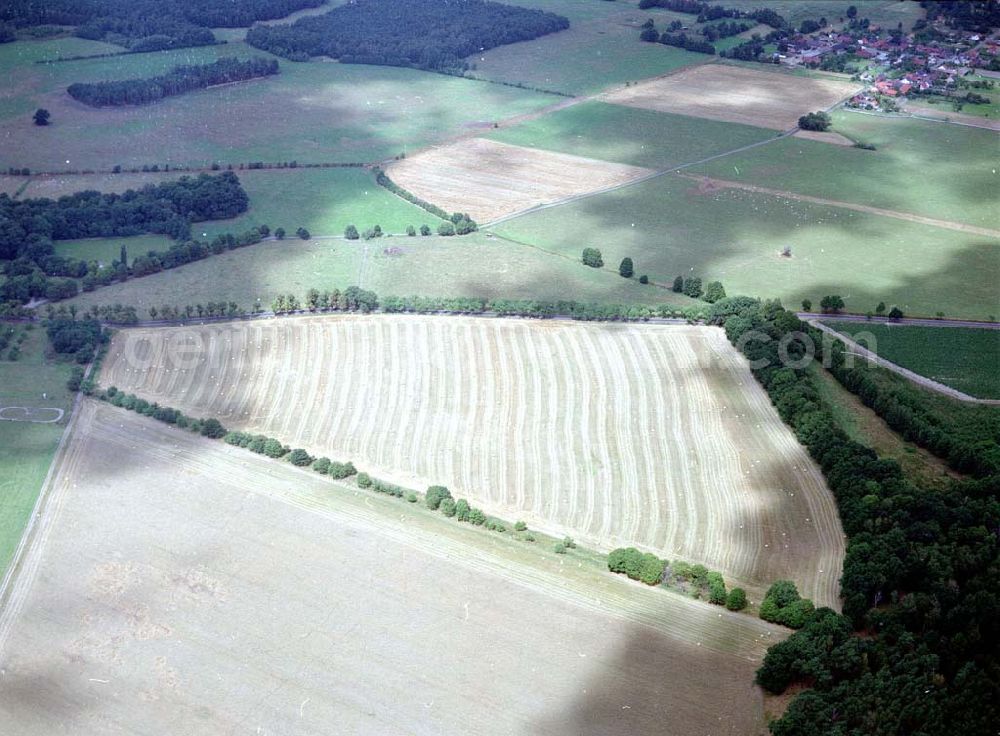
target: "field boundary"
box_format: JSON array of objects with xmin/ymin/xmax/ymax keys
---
[
  {"xmin": 677, "ymin": 174, "xmax": 1000, "ymax": 238},
  {"xmin": 809, "ymin": 320, "xmax": 1000, "ymax": 405}
]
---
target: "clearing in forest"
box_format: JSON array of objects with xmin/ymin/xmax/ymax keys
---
[
  {"xmin": 0, "ymin": 400, "xmax": 773, "ymax": 735},
  {"xmin": 385, "ymin": 138, "xmax": 655, "ymax": 223},
  {"xmin": 602, "ymin": 64, "xmax": 859, "ymax": 130},
  {"xmin": 100, "ymin": 315, "xmax": 844, "ymax": 606}
]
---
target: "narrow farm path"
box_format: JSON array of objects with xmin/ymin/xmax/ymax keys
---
[
  {"xmin": 809, "ymin": 320, "xmax": 1000, "ymax": 406},
  {"xmin": 677, "ymin": 174, "xmax": 1000, "ymax": 239}
]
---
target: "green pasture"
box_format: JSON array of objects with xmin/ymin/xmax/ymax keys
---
[
  {"xmin": 492, "ymin": 173, "xmax": 1000, "ymax": 320},
  {"xmin": 0, "ymin": 324, "xmax": 75, "ymax": 574},
  {"xmin": 824, "ymin": 323, "xmax": 1000, "ymax": 400},
  {"xmin": 487, "ymin": 101, "xmax": 776, "ymax": 169},
  {"xmin": 691, "ymin": 110, "xmax": 1000, "ymax": 229},
  {"xmin": 0, "ymin": 37, "xmax": 555, "ymax": 171},
  {"xmin": 471, "ymin": 0, "xmax": 710, "ymax": 95},
  {"xmin": 65, "ymin": 233, "xmax": 690, "ymax": 314},
  {"xmin": 50, "ymin": 168, "xmax": 436, "ymax": 266}
]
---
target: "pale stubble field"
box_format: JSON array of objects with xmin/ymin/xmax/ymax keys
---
[
  {"xmin": 0, "ymin": 401, "xmax": 776, "ymax": 735},
  {"xmin": 99, "ymin": 315, "xmax": 845, "ymax": 607}
]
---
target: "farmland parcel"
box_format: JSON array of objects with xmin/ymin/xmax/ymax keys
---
[
  {"xmin": 602, "ymin": 64, "xmax": 859, "ymax": 130},
  {"xmin": 100, "ymin": 316, "xmax": 845, "ymax": 606},
  {"xmin": 0, "ymin": 401, "xmax": 774, "ymax": 735}
]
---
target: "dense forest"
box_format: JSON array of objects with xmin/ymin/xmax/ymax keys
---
[
  {"xmin": 709, "ymin": 297, "xmax": 999, "ymax": 736},
  {"xmin": 246, "ymin": 0, "xmax": 569, "ymax": 71},
  {"xmin": 0, "ymin": 173, "xmax": 248, "ymax": 304},
  {"xmin": 0, "ymin": 0, "xmax": 324, "ymax": 52},
  {"xmin": 68, "ymin": 57, "xmax": 279, "ymax": 107}
]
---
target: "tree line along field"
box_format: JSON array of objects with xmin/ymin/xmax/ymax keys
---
[
  {"xmin": 0, "ymin": 400, "xmax": 776, "ymax": 735},
  {"xmin": 27, "ymin": 168, "xmax": 434, "ymax": 256},
  {"xmin": 691, "ymin": 110, "xmax": 1000, "ymax": 229},
  {"xmin": 98, "ymin": 316, "xmax": 845, "ymax": 607},
  {"xmin": 63, "ymin": 232, "xmax": 693, "ymax": 315},
  {"xmin": 824, "ymin": 323, "xmax": 1000, "ymax": 401},
  {"xmin": 0, "ymin": 36, "xmax": 556, "ymax": 172},
  {"xmin": 493, "ymin": 173, "xmax": 1000, "ymax": 321}
]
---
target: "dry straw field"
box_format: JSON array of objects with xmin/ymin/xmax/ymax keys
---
[
  {"xmin": 603, "ymin": 64, "xmax": 859, "ymax": 130},
  {"xmin": 101, "ymin": 315, "xmax": 844, "ymax": 606},
  {"xmin": 0, "ymin": 401, "xmax": 774, "ymax": 735},
  {"xmin": 385, "ymin": 138, "xmax": 655, "ymax": 222}
]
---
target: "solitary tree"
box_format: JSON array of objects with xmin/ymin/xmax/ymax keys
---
[
  {"xmin": 33, "ymin": 108, "xmax": 50, "ymax": 126},
  {"xmin": 672, "ymin": 275, "xmax": 684, "ymax": 293},
  {"xmin": 703, "ymin": 280, "xmax": 726, "ymax": 303},
  {"xmin": 582, "ymin": 247, "xmax": 603, "ymax": 268},
  {"xmin": 274, "ymin": 227, "xmax": 286, "ymax": 240},
  {"xmin": 820, "ymin": 295, "xmax": 845, "ymax": 313},
  {"xmin": 798, "ymin": 111, "xmax": 832, "ymax": 131},
  {"xmin": 437, "ymin": 221, "xmax": 456, "ymax": 236},
  {"xmin": 406, "ymin": 225, "xmax": 416, "ymax": 236},
  {"xmin": 619, "ymin": 257, "xmax": 634, "ymax": 278},
  {"xmin": 875, "ymin": 301, "xmax": 886, "ymax": 315},
  {"xmin": 726, "ymin": 588, "xmax": 747, "ymax": 611},
  {"xmin": 344, "ymin": 224, "xmax": 359, "ymax": 240},
  {"xmin": 420, "ymin": 224, "xmax": 431, "ymax": 236},
  {"xmin": 119, "ymin": 244, "xmax": 128, "ymax": 269},
  {"xmin": 295, "ymin": 227, "xmax": 310, "ymax": 240},
  {"xmin": 683, "ymin": 277, "xmax": 703, "ymax": 299},
  {"xmin": 888, "ymin": 306, "xmax": 904, "ymax": 320},
  {"xmin": 801, "ymin": 299, "xmax": 812, "ymax": 312}
]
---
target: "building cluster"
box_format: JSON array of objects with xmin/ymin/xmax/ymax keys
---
[{"xmin": 775, "ymin": 23, "xmax": 997, "ymax": 113}]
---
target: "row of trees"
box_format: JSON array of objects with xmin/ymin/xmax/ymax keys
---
[
  {"xmin": 373, "ymin": 169, "xmax": 478, "ymax": 234},
  {"xmin": 670, "ymin": 274, "xmax": 726, "ymax": 303},
  {"xmin": 827, "ymin": 334, "xmax": 999, "ymax": 478},
  {"xmin": 607, "ymin": 547, "xmax": 747, "ymax": 610},
  {"xmin": 711, "ymin": 295, "xmax": 999, "ymax": 734},
  {"xmin": 67, "ymin": 57, "xmax": 279, "ymax": 107},
  {"xmin": 246, "ymin": 0, "xmax": 569, "ymax": 71}
]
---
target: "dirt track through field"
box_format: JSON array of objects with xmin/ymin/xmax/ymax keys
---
[
  {"xmin": 679, "ymin": 174, "xmax": 1000, "ymax": 238},
  {"xmin": 0, "ymin": 401, "xmax": 776, "ymax": 735},
  {"xmin": 100, "ymin": 316, "xmax": 844, "ymax": 606}
]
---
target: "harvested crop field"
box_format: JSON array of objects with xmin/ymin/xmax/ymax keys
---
[
  {"xmin": 385, "ymin": 138, "xmax": 655, "ymax": 222},
  {"xmin": 602, "ymin": 64, "xmax": 859, "ymax": 130},
  {"xmin": 100, "ymin": 315, "xmax": 844, "ymax": 606},
  {"xmin": 0, "ymin": 401, "xmax": 774, "ymax": 735}
]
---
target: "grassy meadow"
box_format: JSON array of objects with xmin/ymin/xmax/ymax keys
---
[
  {"xmin": 691, "ymin": 110, "xmax": 1000, "ymax": 228},
  {"xmin": 0, "ymin": 324, "xmax": 75, "ymax": 574},
  {"xmin": 471, "ymin": 0, "xmax": 711, "ymax": 95},
  {"xmin": 825, "ymin": 323, "xmax": 1000, "ymax": 400},
  {"xmin": 49, "ymin": 167, "xmax": 439, "ymax": 267},
  {"xmin": 487, "ymin": 101, "xmax": 776, "ymax": 169},
  {"xmin": 492, "ymin": 173, "xmax": 1000, "ymax": 320},
  {"xmin": 65, "ymin": 233, "xmax": 691, "ymax": 315},
  {"xmin": 0, "ymin": 37, "xmax": 556, "ymax": 171}
]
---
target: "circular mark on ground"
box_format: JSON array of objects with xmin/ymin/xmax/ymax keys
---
[{"xmin": 0, "ymin": 406, "xmax": 65, "ymax": 424}]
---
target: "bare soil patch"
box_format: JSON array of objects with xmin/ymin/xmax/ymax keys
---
[
  {"xmin": 100, "ymin": 316, "xmax": 844, "ymax": 606},
  {"xmin": 385, "ymin": 138, "xmax": 655, "ymax": 223},
  {"xmin": 0, "ymin": 401, "xmax": 771, "ymax": 735},
  {"xmin": 603, "ymin": 64, "xmax": 859, "ymax": 130}
]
